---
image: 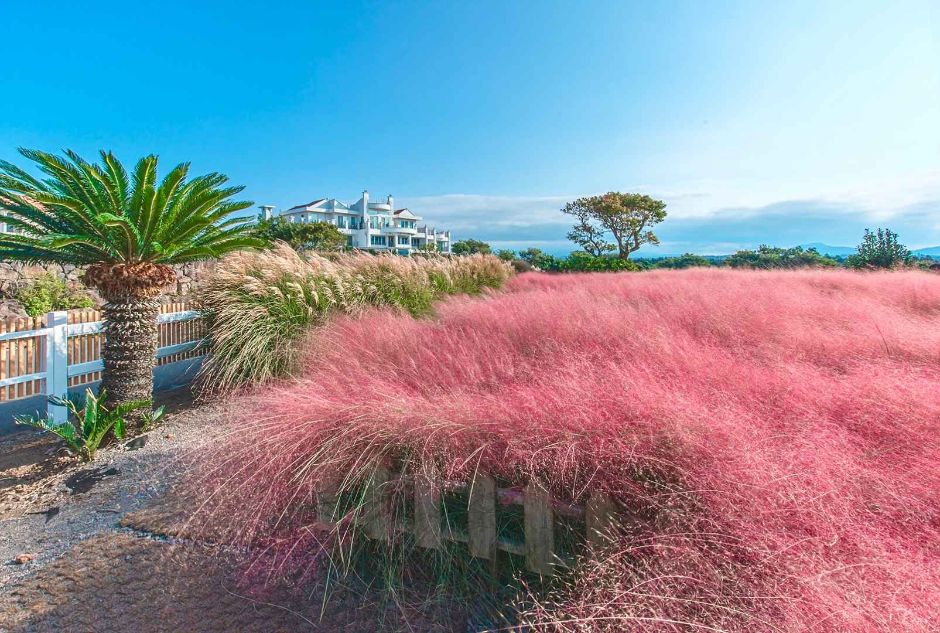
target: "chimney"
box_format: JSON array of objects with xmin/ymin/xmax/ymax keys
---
[
  {"xmin": 387, "ymin": 194, "xmax": 394, "ymax": 211},
  {"xmin": 362, "ymin": 189, "xmax": 369, "ymax": 210},
  {"xmin": 258, "ymin": 205, "xmax": 275, "ymax": 221}
]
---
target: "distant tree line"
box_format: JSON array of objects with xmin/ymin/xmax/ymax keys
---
[{"xmin": 455, "ymin": 228, "xmax": 935, "ymax": 273}]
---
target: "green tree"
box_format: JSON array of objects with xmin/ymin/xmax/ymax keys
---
[
  {"xmin": 451, "ymin": 239, "xmax": 491, "ymax": 255},
  {"xmin": 650, "ymin": 253, "xmax": 714, "ymax": 269},
  {"xmin": 561, "ymin": 199, "xmax": 616, "ymax": 256},
  {"xmin": 724, "ymin": 245, "xmax": 838, "ymax": 269},
  {"xmin": 562, "ymin": 193, "xmax": 667, "ymax": 259},
  {"xmin": 253, "ymin": 216, "xmax": 346, "ymax": 251},
  {"xmin": 517, "ymin": 247, "xmax": 544, "ymax": 265},
  {"xmin": 496, "ymin": 249, "xmax": 516, "ymax": 261},
  {"xmin": 0, "ymin": 149, "xmax": 260, "ymax": 413},
  {"xmin": 845, "ymin": 228, "xmax": 913, "ymax": 269}
]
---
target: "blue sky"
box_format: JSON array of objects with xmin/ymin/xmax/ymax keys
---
[{"xmin": 2, "ymin": 1, "xmax": 938, "ymax": 255}]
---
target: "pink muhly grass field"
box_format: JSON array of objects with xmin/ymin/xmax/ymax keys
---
[{"xmin": 198, "ymin": 268, "xmax": 940, "ymax": 631}]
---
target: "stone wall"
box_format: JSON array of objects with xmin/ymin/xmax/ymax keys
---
[{"xmin": 0, "ymin": 260, "xmax": 216, "ymax": 303}]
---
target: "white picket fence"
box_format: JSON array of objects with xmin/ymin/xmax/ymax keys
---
[{"xmin": 0, "ymin": 305, "xmax": 204, "ymax": 423}]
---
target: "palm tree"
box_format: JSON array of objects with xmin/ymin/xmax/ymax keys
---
[{"xmin": 0, "ymin": 148, "xmax": 262, "ymax": 414}]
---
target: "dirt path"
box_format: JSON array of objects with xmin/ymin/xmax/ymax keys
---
[{"xmin": 0, "ymin": 391, "xmax": 466, "ymax": 632}]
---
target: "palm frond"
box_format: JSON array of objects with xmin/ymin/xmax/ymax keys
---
[{"xmin": 0, "ymin": 149, "xmax": 257, "ymax": 269}]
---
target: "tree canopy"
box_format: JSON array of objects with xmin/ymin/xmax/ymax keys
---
[
  {"xmin": 252, "ymin": 216, "xmax": 347, "ymax": 251},
  {"xmin": 451, "ymin": 239, "xmax": 491, "ymax": 255},
  {"xmin": 562, "ymin": 192, "xmax": 667, "ymax": 259},
  {"xmin": 724, "ymin": 245, "xmax": 838, "ymax": 269},
  {"xmin": 0, "ymin": 148, "xmax": 259, "ymax": 269},
  {"xmin": 844, "ymin": 228, "xmax": 914, "ymax": 269}
]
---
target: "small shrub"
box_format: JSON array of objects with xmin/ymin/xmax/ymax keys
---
[
  {"xmin": 15, "ymin": 388, "xmax": 151, "ymax": 461},
  {"xmin": 13, "ymin": 274, "xmax": 95, "ymax": 316}
]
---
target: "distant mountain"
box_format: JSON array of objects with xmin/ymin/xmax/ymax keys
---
[
  {"xmin": 913, "ymin": 246, "xmax": 940, "ymax": 258},
  {"xmin": 798, "ymin": 243, "xmax": 940, "ymax": 259},
  {"xmin": 798, "ymin": 243, "xmax": 856, "ymax": 257}
]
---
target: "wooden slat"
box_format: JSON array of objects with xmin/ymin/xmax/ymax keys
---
[
  {"xmin": 363, "ymin": 464, "xmax": 391, "ymax": 541},
  {"xmin": 468, "ymin": 474, "xmax": 497, "ymax": 560},
  {"xmin": 524, "ymin": 481, "xmax": 554, "ymax": 575},
  {"xmin": 586, "ymin": 492, "xmax": 617, "ymax": 549},
  {"xmin": 414, "ymin": 470, "xmax": 442, "ymax": 550},
  {"xmin": 316, "ymin": 489, "xmax": 338, "ymax": 524}
]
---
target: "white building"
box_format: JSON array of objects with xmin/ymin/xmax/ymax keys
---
[{"xmin": 270, "ymin": 191, "xmax": 452, "ymax": 255}]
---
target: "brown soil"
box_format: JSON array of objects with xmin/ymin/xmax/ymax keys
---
[
  {"xmin": 0, "ymin": 533, "xmax": 460, "ymax": 632},
  {"xmin": 0, "ymin": 390, "xmax": 468, "ymax": 632}
]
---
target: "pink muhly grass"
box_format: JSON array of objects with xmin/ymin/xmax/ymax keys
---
[{"xmin": 193, "ymin": 268, "xmax": 940, "ymax": 631}]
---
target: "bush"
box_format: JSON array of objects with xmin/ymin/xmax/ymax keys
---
[
  {"xmin": 844, "ymin": 228, "xmax": 914, "ymax": 269},
  {"xmin": 198, "ymin": 243, "xmax": 512, "ymax": 392},
  {"xmin": 724, "ymin": 245, "xmax": 838, "ymax": 269},
  {"xmin": 13, "ymin": 274, "xmax": 95, "ymax": 316},
  {"xmin": 642, "ymin": 252, "xmax": 715, "ymax": 269}
]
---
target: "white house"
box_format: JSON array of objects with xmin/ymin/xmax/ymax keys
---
[{"xmin": 269, "ymin": 191, "xmax": 452, "ymax": 255}]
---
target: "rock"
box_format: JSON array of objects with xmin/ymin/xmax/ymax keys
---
[
  {"xmin": 0, "ymin": 299, "xmax": 28, "ymax": 319},
  {"xmin": 13, "ymin": 553, "xmax": 34, "ymax": 564},
  {"xmin": 124, "ymin": 434, "xmax": 150, "ymax": 451}
]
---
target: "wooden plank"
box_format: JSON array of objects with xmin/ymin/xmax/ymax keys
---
[
  {"xmin": 414, "ymin": 470, "xmax": 442, "ymax": 550},
  {"xmin": 468, "ymin": 474, "xmax": 497, "ymax": 560},
  {"xmin": 524, "ymin": 481, "xmax": 554, "ymax": 575},
  {"xmin": 316, "ymin": 489, "xmax": 338, "ymax": 525},
  {"xmin": 586, "ymin": 492, "xmax": 617, "ymax": 549},
  {"xmin": 363, "ymin": 464, "xmax": 391, "ymax": 541}
]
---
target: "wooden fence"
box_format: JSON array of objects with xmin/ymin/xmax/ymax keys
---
[
  {"xmin": 316, "ymin": 466, "xmax": 617, "ymax": 576},
  {"xmin": 0, "ymin": 302, "xmax": 205, "ymax": 421}
]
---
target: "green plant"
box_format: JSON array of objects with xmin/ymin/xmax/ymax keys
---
[
  {"xmin": 844, "ymin": 228, "xmax": 914, "ymax": 269},
  {"xmin": 13, "ymin": 273, "xmax": 95, "ymax": 316},
  {"xmin": 496, "ymin": 249, "xmax": 516, "ymax": 261},
  {"xmin": 15, "ymin": 388, "xmax": 151, "ymax": 461},
  {"xmin": 140, "ymin": 404, "xmax": 166, "ymax": 431},
  {"xmin": 0, "ymin": 149, "xmax": 262, "ymax": 413}
]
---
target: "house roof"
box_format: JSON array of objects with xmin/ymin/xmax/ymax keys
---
[
  {"xmin": 285, "ymin": 198, "xmax": 325, "ymax": 212},
  {"xmin": 394, "ymin": 208, "xmax": 420, "ymax": 219}
]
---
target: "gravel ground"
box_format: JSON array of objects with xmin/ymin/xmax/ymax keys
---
[{"xmin": 0, "ymin": 390, "xmax": 467, "ymax": 632}]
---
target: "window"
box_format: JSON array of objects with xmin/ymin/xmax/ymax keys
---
[
  {"xmin": 336, "ymin": 216, "xmax": 346, "ymax": 228},
  {"xmin": 370, "ymin": 235, "xmax": 387, "ymax": 246}
]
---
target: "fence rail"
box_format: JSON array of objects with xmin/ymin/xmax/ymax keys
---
[
  {"xmin": 316, "ymin": 467, "xmax": 617, "ymax": 576},
  {"xmin": 0, "ymin": 302, "xmax": 205, "ymax": 422}
]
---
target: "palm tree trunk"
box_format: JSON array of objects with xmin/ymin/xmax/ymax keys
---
[{"xmin": 100, "ymin": 296, "xmax": 160, "ymax": 410}]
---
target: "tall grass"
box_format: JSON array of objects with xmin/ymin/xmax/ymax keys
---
[
  {"xmin": 197, "ymin": 243, "xmax": 512, "ymax": 393},
  {"xmin": 191, "ymin": 268, "xmax": 940, "ymax": 630}
]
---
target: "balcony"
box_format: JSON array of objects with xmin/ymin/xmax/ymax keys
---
[{"xmin": 380, "ymin": 225, "xmax": 417, "ymax": 235}]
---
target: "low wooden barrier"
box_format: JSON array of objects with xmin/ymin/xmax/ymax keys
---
[{"xmin": 316, "ymin": 467, "xmax": 617, "ymax": 576}]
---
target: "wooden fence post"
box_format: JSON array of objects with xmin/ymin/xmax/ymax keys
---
[
  {"xmin": 524, "ymin": 481, "xmax": 554, "ymax": 575},
  {"xmin": 45, "ymin": 311, "xmax": 68, "ymax": 423},
  {"xmin": 414, "ymin": 469, "xmax": 442, "ymax": 550},
  {"xmin": 316, "ymin": 488, "xmax": 338, "ymax": 525},
  {"xmin": 468, "ymin": 474, "xmax": 497, "ymax": 561},
  {"xmin": 363, "ymin": 464, "xmax": 392, "ymax": 541},
  {"xmin": 586, "ymin": 492, "xmax": 616, "ymax": 549}
]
